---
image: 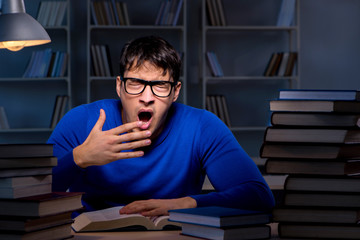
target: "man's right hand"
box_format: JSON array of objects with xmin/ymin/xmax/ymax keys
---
[{"xmin": 73, "ymin": 109, "xmax": 152, "ymax": 168}]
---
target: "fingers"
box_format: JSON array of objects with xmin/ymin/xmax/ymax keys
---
[
  {"xmin": 120, "ymin": 200, "xmax": 155, "ymax": 215},
  {"xmin": 109, "ymin": 120, "xmax": 152, "ymax": 145},
  {"xmin": 119, "ymin": 200, "xmax": 168, "ymax": 216},
  {"xmin": 93, "ymin": 109, "xmax": 106, "ymax": 132},
  {"xmin": 110, "ymin": 120, "xmax": 150, "ymax": 136}
]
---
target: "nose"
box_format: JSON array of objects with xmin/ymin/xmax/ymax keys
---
[{"xmin": 139, "ymin": 85, "xmax": 155, "ymax": 104}]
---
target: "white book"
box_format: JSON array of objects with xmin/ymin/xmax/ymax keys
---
[{"xmin": 55, "ymin": 1, "xmax": 68, "ymax": 26}]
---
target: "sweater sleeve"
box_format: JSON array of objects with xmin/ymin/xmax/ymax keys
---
[
  {"xmin": 190, "ymin": 111, "xmax": 275, "ymax": 212},
  {"xmin": 47, "ymin": 105, "xmax": 90, "ymax": 192}
]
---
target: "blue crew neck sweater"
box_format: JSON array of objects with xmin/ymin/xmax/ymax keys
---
[{"xmin": 47, "ymin": 99, "xmax": 274, "ymax": 212}]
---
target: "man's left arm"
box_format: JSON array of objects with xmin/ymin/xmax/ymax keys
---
[{"xmin": 120, "ymin": 112, "xmax": 275, "ymax": 216}]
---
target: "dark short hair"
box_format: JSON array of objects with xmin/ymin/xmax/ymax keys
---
[{"xmin": 119, "ymin": 36, "xmax": 182, "ymax": 83}]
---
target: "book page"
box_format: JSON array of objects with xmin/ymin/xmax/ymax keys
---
[
  {"xmin": 84, "ymin": 206, "xmax": 129, "ymax": 221},
  {"xmin": 151, "ymin": 215, "xmax": 181, "ymax": 229}
]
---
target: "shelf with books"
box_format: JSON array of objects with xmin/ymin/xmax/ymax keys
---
[
  {"xmin": 202, "ymin": 0, "xmax": 300, "ymax": 158},
  {"xmin": 0, "ymin": 0, "xmax": 71, "ymax": 144},
  {"xmin": 86, "ymin": 0, "xmax": 187, "ymax": 104}
]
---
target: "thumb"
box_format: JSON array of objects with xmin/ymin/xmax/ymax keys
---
[{"xmin": 93, "ymin": 109, "xmax": 106, "ymax": 131}]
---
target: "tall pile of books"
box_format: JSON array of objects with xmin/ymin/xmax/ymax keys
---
[
  {"xmin": 260, "ymin": 89, "xmax": 360, "ymax": 239},
  {"xmin": 168, "ymin": 206, "xmax": 272, "ymax": 240},
  {"xmin": 0, "ymin": 144, "xmax": 83, "ymax": 240}
]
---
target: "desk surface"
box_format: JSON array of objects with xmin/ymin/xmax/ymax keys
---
[
  {"xmin": 73, "ymin": 224, "xmax": 280, "ymax": 240},
  {"xmin": 73, "ymin": 230, "xmax": 190, "ymax": 240}
]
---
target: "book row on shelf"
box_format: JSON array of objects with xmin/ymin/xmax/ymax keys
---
[
  {"xmin": 206, "ymin": 50, "xmax": 297, "ymax": 78},
  {"xmin": 23, "ymin": 48, "xmax": 68, "ymax": 78},
  {"xmin": 90, "ymin": 45, "xmax": 185, "ymax": 78},
  {"xmin": 0, "ymin": 144, "xmax": 83, "ymax": 240},
  {"xmin": 264, "ymin": 52, "xmax": 297, "ymax": 77},
  {"xmin": 205, "ymin": 0, "xmax": 296, "ymax": 27},
  {"xmin": 90, "ymin": 44, "xmax": 113, "ymax": 77},
  {"xmin": 155, "ymin": 0, "xmax": 184, "ymax": 26},
  {"xmin": 205, "ymin": 0, "xmax": 227, "ymax": 26},
  {"xmin": 50, "ymin": 95, "xmax": 69, "ymax": 129},
  {"xmin": 90, "ymin": 0, "xmax": 183, "ymax": 26},
  {"xmin": 206, "ymin": 95, "xmax": 231, "ymax": 127},
  {"xmin": 90, "ymin": 0, "xmax": 130, "ymax": 26},
  {"xmin": 36, "ymin": 0, "xmax": 68, "ymax": 27},
  {"xmin": 260, "ymin": 89, "xmax": 360, "ymax": 239},
  {"xmin": 0, "ymin": 95, "xmax": 68, "ymax": 130}
]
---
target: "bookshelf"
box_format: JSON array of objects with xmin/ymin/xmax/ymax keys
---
[
  {"xmin": 0, "ymin": 0, "xmax": 71, "ymax": 144},
  {"xmin": 86, "ymin": 0, "xmax": 187, "ymax": 105},
  {"xmin": 201, "ymin": 0, "xmax": 300, "ymax": 157}
]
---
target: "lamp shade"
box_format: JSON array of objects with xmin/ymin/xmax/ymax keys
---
[{"xmin": 0, "ymin": 0, "xmax": 51, "ymax": 51}]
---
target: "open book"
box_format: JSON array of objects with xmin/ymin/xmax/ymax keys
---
[{"xmin": 72, "ymin": 206, "xmax": 181, "ymax": 232}]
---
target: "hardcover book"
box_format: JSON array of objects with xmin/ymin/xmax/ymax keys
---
[
  {"xmin": 72, "ymin": 206, "xmax": 181, "ymax": 232},
  {"xmin": 0, "ymin": 223, "xmax": 73, "ymax": 240},
  {"xmin": 0, "ymin": 183, "xmax": 52, "ymax": 199},
  {"xmin": 0, "ymin": 167, "xmax": 53, "ymax": 178},
  {"xmin": 168, "ymin": 206, "xmax": 271, "ymax": 228},
  {"xmin": 0, "ymin": 157, "xmax": 57, "ymax": 169},
  {"xmin": 273, "ymin": 207, "xmax": 360, "ymax": 224},
  {"xmin": 181, "ymin": 223, "xmax": 271, "ymax": 240},
  {"xmin": 0, "ymin": 144, "xmax": 53, "ymax": 158},
  {"xmin": 0, "ymin": 175, "xmax": 52, "ymax": 188},
  {"xmin": 264, "ymin": 127, "xmax": 360, "ymax": 144},
  {"xmin": 278, "ymin": 223, "xmax": 360, "ymax": 239},
  {"xmin": 284, "ymin": 175, "xmax": 360, "ymax": 192},
  {"xmin": 265, "ymin": 158, "xmax": 360, "ymax": 176},
  {"xmin": 260, "ymin": 143, "xmax": 360, "ymax": 159},
  {"xmin": 284, "ymin": 191, "xmax": 360, "ymax": 208},
  {"xmin": 270, "ymin": 112, "xmax": 360, "ymax": 127},
  {"xmin": 0, "ymin": 192, "xmax": 83, "ymax": 217},
  {"xmin": 278, "ymin": 89, "xmax": 360, "ymax": 101},
  {"xmin": 0, "ymin": 211, "xmax": 73, "ymax": 232},
  {"xmin": 269, "ymin": 100, "xmax": 360, "ymax": 113}
]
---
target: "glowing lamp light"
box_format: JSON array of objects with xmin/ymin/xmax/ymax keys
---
[{"xmin": 0, "ymin": 0, "xmax": 51, "ymax": 52}]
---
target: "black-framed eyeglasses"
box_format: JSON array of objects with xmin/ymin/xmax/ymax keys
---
[{"xmin": 120, "ymin": 77, "xmax": 177, "ymax": 98}]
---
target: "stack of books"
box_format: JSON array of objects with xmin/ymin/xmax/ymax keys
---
[
  {"xmin": 0, "ymin": 144, "xmax": 83, "ymax": 240},
  {"xmin": 260, "ymin": 89, "xmax": 360, "ymax": 239},
  {"xmin": 169, "ymin": 206, "xmax": 271, "ymax": 240}
]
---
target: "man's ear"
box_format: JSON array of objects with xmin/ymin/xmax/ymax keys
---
[
  {"xmin": 172, "ymin": 82, "xmax": 182, "ymax": 102},
  {"xmin": 116, "ymin": 76, "xmax": 122, "ymax": 98}
]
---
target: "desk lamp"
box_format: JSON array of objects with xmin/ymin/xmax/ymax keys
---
[{"xmin": 0, "ymin": 0, "xmax": 51, "ymax": 51}]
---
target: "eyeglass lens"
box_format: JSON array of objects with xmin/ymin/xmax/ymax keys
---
[{"xmin": 124, "ymin": 78, "xmax": 173, "ymax": 97}]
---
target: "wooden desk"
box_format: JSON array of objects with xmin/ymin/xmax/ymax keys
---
[
  {"xmin": 73, "ymin": 230, "xmax": 190, "ymax": 240},
  {"xmin": 73, "ymin": 224, "xmax": 279, "ymax": 239}
]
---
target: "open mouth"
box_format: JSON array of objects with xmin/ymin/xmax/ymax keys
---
[{"xmin": 138, "ymin": 111, "xmax": 152, "ymax": 123}]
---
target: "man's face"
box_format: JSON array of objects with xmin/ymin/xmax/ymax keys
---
[{"xmin": 116, "ymin": 61, "xmax": 181, "ymax": 140}]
